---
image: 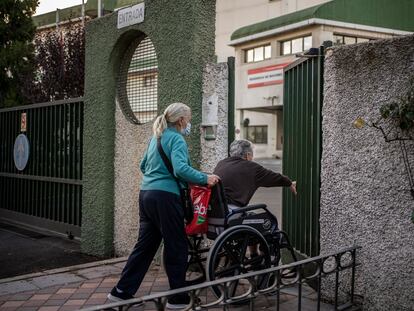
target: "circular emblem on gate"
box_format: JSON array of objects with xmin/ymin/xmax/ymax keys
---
[
  {"xmin": 263, "ymin": 219, "xmax": 272, "ymax": 230},
  {"xmin": 14, "ymin": 134, "xmax": 30, "ymax": 171}
]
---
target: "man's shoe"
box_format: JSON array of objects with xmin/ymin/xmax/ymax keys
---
[{"xmin": 107, "ymin": 287, "xmax": 134, "ymax": 302}]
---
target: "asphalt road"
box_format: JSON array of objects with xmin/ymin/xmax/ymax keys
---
[
  {"xmin": 0, "ymin": 223, "xmax": 102, "ymax": 279},
  {"xmin": 249, "ymin": 158, "xmax": 284, "ymax": 225}
]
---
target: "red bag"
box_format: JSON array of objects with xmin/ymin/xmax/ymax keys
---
[{"xmin": 185, "ymin": 185, "xmax": 211, "ymax": 235}]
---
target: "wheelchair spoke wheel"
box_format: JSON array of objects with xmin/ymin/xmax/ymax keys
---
[
  {"xmin": 161, "ymin": 235, "xmax": 209, "ymax": 286},
  {"xmin": 206, "ymin": 225, "xmax": 271, "ymax": 301},
  {"xmin": 186, "ymin": 235, "xmax": 209, "ymax": 285}
]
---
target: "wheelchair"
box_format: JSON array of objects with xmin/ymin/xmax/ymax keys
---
[{"xmin": 163, "ymin": 181, "xmax": 298, "ymax": 299}]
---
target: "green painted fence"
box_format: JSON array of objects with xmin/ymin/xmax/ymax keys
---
[
  {"xmin": 0, "ymin": 98, "xmax": 84, "ymax": 237},
  {"xmin": 282, "ymin": 47, "xmax": 324, "ymax": 257}
]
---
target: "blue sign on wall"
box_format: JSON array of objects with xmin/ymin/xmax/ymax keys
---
[{"xmin": 14, "ymin": 134, "xmax": 30, "ymax": 171}]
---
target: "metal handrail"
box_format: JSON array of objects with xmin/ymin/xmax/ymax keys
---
[
  {"xmin": 0, "ymin": 172, "xmax": 82, "ymax": 185},
  {"xmin": 0, "ymin": 97, "xmax": 84, "ymax": 112},
  {"xmin": 80, "ymin": 245, "xmax": 361, "ymax": 311}
]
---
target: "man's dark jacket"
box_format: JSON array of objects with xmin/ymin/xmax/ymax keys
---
[{"xmin": 213, "ymin": 156, "xmax": 292, "ymax": 207}]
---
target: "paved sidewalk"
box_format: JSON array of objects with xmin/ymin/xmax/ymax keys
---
[{"xmin": 0, "ymin": 258, "xmax": 333, "ymax": 311}]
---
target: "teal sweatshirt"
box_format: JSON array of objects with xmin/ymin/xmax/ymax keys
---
[{"xmin": 140, "ymin": 127, "xmax": 208, "ymax": 196}]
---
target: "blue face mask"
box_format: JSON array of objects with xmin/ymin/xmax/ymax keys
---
[{"xmin": 181, "ymin": 122, "xmax": 191, "ymax": 136}]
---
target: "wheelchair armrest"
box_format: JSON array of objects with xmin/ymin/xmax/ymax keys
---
[{"xmin": 230, "ymin": 204, "xmax": 268, "ymax": 215}]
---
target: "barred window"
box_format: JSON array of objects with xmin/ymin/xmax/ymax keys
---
[{"xmin": 118, "ymin": 35, "xmax": 158, "ymax": 124}]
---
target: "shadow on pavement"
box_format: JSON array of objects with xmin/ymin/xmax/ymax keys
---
[{"xmin": 0, "ymin": 222, "xmax": 106, "ymax": 279}]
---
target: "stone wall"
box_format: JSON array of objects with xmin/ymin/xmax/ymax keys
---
[
  {"xmin": 113, "ymin": 101, "xmax": 152, "ymax": 256},
  {"xmin": 320, "ymin": 35, "xmax": 414, "ymax": 310},
  {"xmin": 200, "ymin": 62, "xmax": 229, "ymax": 173}
]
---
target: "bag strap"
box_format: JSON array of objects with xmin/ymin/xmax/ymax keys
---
[{"xmin": 157, "ymin": 137, "xmax": 182, "ymax": 189}]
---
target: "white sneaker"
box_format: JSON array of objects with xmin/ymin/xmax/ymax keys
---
[{"xmin": 166, "ymin": 302, "xmax": 190, "ymax": 309}]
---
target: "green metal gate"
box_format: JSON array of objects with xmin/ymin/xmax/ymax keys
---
[
  {"xmin": 282, "ymin": 47, "xmax": 324, "ymax": 257},
  {"xmin": 0, "ymin": 98, "xmax": 84, "ymax": 237}
]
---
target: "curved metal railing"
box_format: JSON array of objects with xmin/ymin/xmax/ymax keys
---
[{"xmin": 80, "ymin": 245, "xmax": 361, "ymax": 311}]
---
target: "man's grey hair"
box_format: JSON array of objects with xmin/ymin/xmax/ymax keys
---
[{"xmin": 229, "ymin": 139, "xmax": 254, "ymax": 158}]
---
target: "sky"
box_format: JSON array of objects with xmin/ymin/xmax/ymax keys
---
[{"xmin": 35, "ymin": 0, "xmax": 85, "ymax": 16}]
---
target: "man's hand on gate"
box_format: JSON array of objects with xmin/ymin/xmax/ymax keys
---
[{"xmin": 290, "ymin": 181, "xmax": 297, "ymax": 195}]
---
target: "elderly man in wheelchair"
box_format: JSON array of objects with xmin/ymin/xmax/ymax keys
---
[
  {"xmin": 212, "ymin": 139, "xmax": 297, "ymax": 254},
  {"xmin": 162, "ymin": 140, "xmax": 298, "ymax": 300}
]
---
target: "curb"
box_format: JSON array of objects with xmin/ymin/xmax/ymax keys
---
[{"xmin": 0, "ymin": 256, "xmax": 128, "ymax": 284}]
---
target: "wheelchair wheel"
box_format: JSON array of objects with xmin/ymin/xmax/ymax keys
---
[
  {"xmin": 161, "ymin": 235, "xmax": 210, "ymax": 285},
  {"xmin": 206, "ymin": 225, "xmax": 271, "ymax": 300}
]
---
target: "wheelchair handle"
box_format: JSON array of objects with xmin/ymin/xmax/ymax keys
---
[{"xmin": 229, "ymin": 204, "xmax": 268, "ymax": 215}]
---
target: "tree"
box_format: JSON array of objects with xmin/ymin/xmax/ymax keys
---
[
  {"xmin": 0, "ymin": 0, "xmax": 38, "ymax": 108},
  {"xmin": 64, "ymin": 25, "xmax": 85, "ymax": 99},
  {"xmin": 23, "ymin": 24, "xmax": 85, "ymax": 103}
]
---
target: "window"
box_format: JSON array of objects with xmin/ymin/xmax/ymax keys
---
[
  {"xmin": 118, "ymin": 36, "xmax": 158, "ymax": 124},
  {"xmin": 333, "ymin": 35, "xmax": 343, "ymax": 45},
  {"xmin": 264, "ymin": 45, "xmax": 271, "ymax": 59},
  {"xmin": 280, "ymin": 35, "xmax": 312, "ymax": 55},
  {"xmin": 291, "ymin": 38, "xmax": 303, "ymax": 54},
  {"xmin": 246, "ymin": 126, "xmax": 268, "ymax": 144},
  {"xmin": 254, "ymin": 46, "xmax": 264, "ymax": 62},
  {"xmin": 344, "ymin": 36, "xmax": 356, "ymax": 45},
  {"xmin": 247, "ymin": 49, "xmax": 254, "ymax": 62},
  {"xmin": 333, "ymin": 34, "xmax": 372, "ymax": 46},
  {"xmin": 245, "ymin": 44, "xmax": 271, "ymax": 63},
  {"xmin": 357, "ymin": 37, "xmax": 369, "ymax": 43},
  {"xmin": 282, "ymin": 41, "xmax": 291, "ymax": 55},
  {"xmin": 304, "ymin": 36, "xmax": 312, "ymax": 50}
]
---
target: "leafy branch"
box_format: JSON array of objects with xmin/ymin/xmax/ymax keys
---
[
  {"xmin": 373, "ymin": 76, "xmax": 414, "ymax": 141},
  {"xmin": 370, "ymin": 122, "xmax": 413, "ymax": 143},
  {"xmin": 354, "ymin": 77, "xmax": 414, "ymax": 222}
]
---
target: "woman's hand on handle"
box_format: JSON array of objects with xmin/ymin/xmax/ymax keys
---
[{"xmin": 207, "ymin": 174, "xmax": 220, "ymax": 187}]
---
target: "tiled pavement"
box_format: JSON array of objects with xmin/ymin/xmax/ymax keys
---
[{"xmin": 0, "ymin": 258, "xmax": 333, "ymax": 311}]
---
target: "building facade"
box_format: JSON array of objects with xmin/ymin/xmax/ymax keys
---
[
  {"xmin": 215, "ymin": 0, "xmax": 331, "ymax": 62},
  {"xmin": 229, "ymin": 0, "xmax": 413, "ymax": 158}
]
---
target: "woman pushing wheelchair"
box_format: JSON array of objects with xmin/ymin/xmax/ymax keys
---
[{"xmin": 108, "ymin": 103, "xmax": 219, "ymax": 309}]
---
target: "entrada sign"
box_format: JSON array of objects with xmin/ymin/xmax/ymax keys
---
[{"xmin": 117, "ymin": 3, "xmax": 145, "ymax": 29}]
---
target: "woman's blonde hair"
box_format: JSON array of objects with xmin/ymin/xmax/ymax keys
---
[{"xmin": 153, "ymin": 102, "xmax": 191, "ymax": 137}]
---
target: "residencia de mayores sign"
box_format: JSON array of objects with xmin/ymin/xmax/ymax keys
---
[
  {"xmin": 247, "ymin": 63, "xmax": 289, "ymax": 88},
  {"xmin": 117, "ymin": 3, "xmax": 145, "ymax": 29}
]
